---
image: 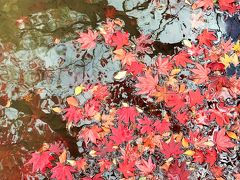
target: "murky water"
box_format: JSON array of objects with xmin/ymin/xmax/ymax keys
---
[{"xmin": 0, "ymin": 0, "xmax": 239, "ymax": 179}]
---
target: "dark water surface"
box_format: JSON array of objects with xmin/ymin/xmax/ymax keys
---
[{"xmin": 0, "ymin": 0, "xmax": 239, "ymax": 179}]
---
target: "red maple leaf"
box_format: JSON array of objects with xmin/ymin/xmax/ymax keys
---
[
  {"xmin": 176, "ymin": 111, "xmax": 189, "ymax": 124},
  {"xmin": 114, "ymin": 49, "xmax": 137, "ymax": 65},
  {"xmin": 110, "ymin": 31, "xmax": 129, "ymax": 49},
  {"xmin": 173, "ymin": 51, "xmax": 193, "ymax": 67},
  {"xmin": 197, "ymin": 29, "xmax": 217, "ymax": 47},
  {"xmin": 214, "ymin": 128, "xmax": 236, "ymax": 152},
  {"xmin": 210, "ymin": 165, "xmax": 224, "ymax": 178},
  {"xmin": 207, "ymin": 62, "xmax": 225, "ymax": 71},
  {"xmin": 99, "ymin": 159, "xmax": 112, "ymax": 172},
  {"xmin": 209, "ymin": 109, "xmax": 229, "ymax": 126},
  {"xmin": 187, "ymin": 44, "xmax": 204, "ymax": 56},
  {"xmin": 78, "ymin": 125, "xmax": 102, "ymax": 146},
  {"xmin": 135, "ymin": 157, "xmax": 156, "ymax": 175},
  {"xmin": 219, "ymin": 0, "xmax": 238, "ymax": 14},
  {"xmin": 51, "ymin": 162, "xmax": 76, "ymax": 180},
  {"xmin": 75, "ymin": 158, "xmax": 87, "ymax": 171},
  {"xmin": 167, "ymin": 161, "xmax": 190, "ymax": 180},
  {"xmin": 117, "ymin": 106, "xmax": 138, "ymax": 124},
  {"xmin": 92, "ymin": 84, "xmax": 109, "ymax": 100},
  {"xmin": 64, "ymin": 106, "xmax": 83, "ymax": 124},
  {"xmin": 135, "ymin": 34, "xmax": 153, "ymax": 54},
  {"xmin": 193, "ymin": 150, "xmax": 205, "ymax": 164},
  {"xmin": 137, "ymin": 116, "xmax": 154, "ymax": 134},
  {"xmin": 120, "ymin": 52, "xmax": 137, "ymax": 65},
  {"xmin": 205, "ymin": 148, "xmax": 217, "ymax": 166},
  {"xmin": 219, "ymin": 39, "xmax": 233, "ymax": 54},
  {"xmin": 126, "ymin": 61, "xmax": 144, "ymax": 76},
  {"xmin": 76, "ymin": 29, "xmax": 98, "ymax": 49},
  {"xmin": 84, "ymin": 99, "xmax": 100, "ymax": 118},
  {"xmin": 49, "ymin": 142, "xmax": 64, "ymax": 155},
  {"xmin": 135, "ymin": 71, "xmax": 158, "ymax": 95},
  {"xmin": 26, "ymin": 151, "xmax": 53, "ymax": 173},
  {"xmin": 161, "ymin": 138, "xmax": 183, "ymax": 158},
  {"xmin": 153, "ymin": 119, "xmax": 170, "ymax": 134},
  {"xmin": 117, "ymin": 159, "xmax": 135, "ymax": 178},
  {"xmin": 156, "ymin": 55, "xmax": 173, "ymax": 75},
  {"xmin": 188, "ymin": 89, "xmax": 204, "ymax": 106},
  {"xmin": 191, "ymin": 63, "xmax": 210, "ymax": 84},
  {"xmin": 192, "ymin": 0, "xmax": 214, "ymax": 10},
  {"xmin": 110, "ymin": 124, "xmax": 133, "ymax": 145},
  {"xmin": 165, "ymin": 92, "xmax": 186, "ymax": 112}
]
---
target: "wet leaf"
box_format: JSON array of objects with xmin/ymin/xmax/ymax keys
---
[{"xmin": 66, "ymin": 97, "xmax": 79, "ymax": 107}]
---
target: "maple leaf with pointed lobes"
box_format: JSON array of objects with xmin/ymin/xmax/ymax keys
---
[
  {"xmin": 26, "ymin": 151, "xmax": 53, "ymax": 173},
  {"xmin": 188, "ymin": 89, "xmax": 204, "ymax": 107},
  {"xmin": 167, "ymin": 161, "xmax": 190, "ymax": 180},
  {"xmin": 219, "ymin": 39, "xmax": 233, "ymax": 54},
  {"xmin": 126, "ymin": 61, "xmax": 144, "ymax": 76},
  {"xmin": 210, "ymin": 165, "xmax": 224, "ymax": 178},
  {"xmin": 209, "ymin": 109, "xmax": 229, "ymax": 127},
  {"xmin": 110, "ymin": 124, "xmax": 133, "ymax": 145},
  {"xmin": 197, "ymin": 29, "xmax": 217, "ymax": 47},
  {"xmin": 99, "ymin": 159, "xmax": 112, "ymax": 172},
  {"xmin": 75, "ymin": 159, "xmax": 87, "ymax": 171},
  {"xmin": 137, "ymin": 116, "xmax": 154, "ymax": 134},
  {"xmin": 214, "ymin": 128, "xmax": 236, "ymax": 152},
  {"xmin": 76, "ymin": 29, "xmax": 98, "ymax": 49},
  {"xmin": 188, "ymin": 44, "xmax": 204, "ymax": 56},
  {"xmin": 64, "ymin": 106, "xmax": 83, "ymax": 124},
  {"xmin": 176, "ymin": 111, "xmax": 189, "ymax": 124},
  {"xmin": 153, "ymin": 119, "xmax": 170, "ymax": 134},
  {"xmin": 51, "ymin": 162, "xmax": 76, "ymax": 180},
  {"xmin": 78, "ymin": 125, "xmax": 102, "ymax": 146},
  {"xmin": 49, "ymin": 142, "xmax": 64, "ymax": 155},
  {"xmin": 117, "ymin": 106, "xmax": 138, "ymax": 124},
  {"xmin": 165, "ymin": 92, "xmax": 186, "ymax": 112},
  {"xmin": 193, "ymin": 150, "xmax": 205, "ymax": 164},
  {"xmin": 113, "ymin": 49, "xmax": 137, "ymax": 65},
  {"xmin": 191, "ymin": 63, "xmax": 210, "ymax": 84},
  {"xmin": 135, "ymin": 34, "xmax": 153, "ymax": 54},
  {"xmin": 161, "ymin": 138, "xmax": 183, "ymax": 159},
  {"xmin": 135, "ymin": 157, "xmax": 156, "ymax": 175},
  {"xmin": 219, "ymin": 0, "xmax": 238, "ymax": 14},
  {"xmin": 205, "ymin": 148, "xmax": 217, "ymax": 166},
  {"xmin": 173, "ymin": 51, "xmax": 193, "ymax": 67},
  {"xmin": 110, "ymin": 31, "xmax": 129, "ymax": 49},
  {"xmin": 135, "ymin": 71, "xmax": 158, "ymax": 95},
  {"xmin": 156, "ymin": 55, "xmax": 173, "ymax": 75},
  {"xmin": 121, "ymin": 52, "xmax": 137, "ymax": 65},
  {"xmin": 117, "ymin": 160, "xmax": 135, "ymax": 178},
  {"xmin": 192, "ymin": 0, "xmax": 214, "ymax": 11},
  {"xmin": 151, "ymin": 86, "xmax": 168, "ymax": 102},
  {"xmin": 207, "ymin": 62, "xmax": 225, "ymax": 71}
]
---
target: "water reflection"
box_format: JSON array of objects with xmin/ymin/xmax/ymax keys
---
[{"xmin": 0, "ymin": 0, "xmax": 238, "ymax": 179}]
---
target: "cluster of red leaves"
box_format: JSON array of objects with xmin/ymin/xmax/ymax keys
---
[
  {"xmin": 25, "ymin": 17, "xmax": 239, "ymax": 180},
  {"xmin": 192, "ymin": 0, "xmax": 239, "ymax": 14}
]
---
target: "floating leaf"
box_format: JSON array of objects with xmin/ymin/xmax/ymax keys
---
[
  {"xmin": 75, "ymin": 85, "xmax": 84, "ymax": 95},
  {"xmin": 226, "ymin": 131, "xmax": 238, "ymax": 140},
  {"xmin": 182, "ymin": 138, "xmax": 189, "ymax": 148},
  {"xmin": 52, "ymin": 107, "xmax": 62, "ymax": 113},
  {"xmin": 66, "ymin": 97, "xmax": 79, "ymax": 107},
  {"xmin": 114, "ymin": 71, "xmax": 127, "ymax": 80},
  {"xmin": 184, "ymin": 150, "xmax": 195, "ymax": 156}
]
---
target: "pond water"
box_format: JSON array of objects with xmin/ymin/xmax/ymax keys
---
[{"xmin": 0, "ymin": 0, "xmax": 239, "ymax": 179}]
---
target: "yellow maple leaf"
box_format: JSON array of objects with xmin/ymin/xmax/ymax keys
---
[
  {"xmin": 75, "ymin": 84, "xmax": 84, "ymax": 95},
  {"xmin": 233, "ymin": 40, "xmax": 240, "ymax": 52},
  {"xmin": 220, "ymin": 53, "xmax": 239, "ymax": 68}
]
